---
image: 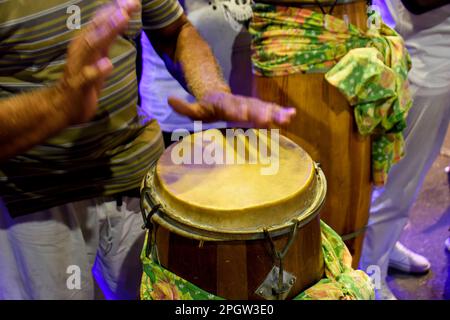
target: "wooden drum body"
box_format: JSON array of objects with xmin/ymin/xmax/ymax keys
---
[
  {"xmin": 252, "ymin": 0, "xmax": 372, "ymax": 266},
  {"xmin": 141, "ymin": 130, "xmax": 326, "ymax": 300}
]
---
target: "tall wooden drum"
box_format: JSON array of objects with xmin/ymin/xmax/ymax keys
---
[
  {"xmin": 252, "ymin": 0, "xmax": 372, "ymax": 266},
  {"xmin": 141, "ymin": 130, "xmax": 326, "ymax": 300}
]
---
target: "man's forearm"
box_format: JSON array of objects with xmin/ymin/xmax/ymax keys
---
[
  {"xmin": 147, "ymin": 16, "xmax": 231, "ymax": 100},
  {"xmin": 0, "ymin": 86, "xmax": 71, "ymax": 162},
  {"xmin": 174, "ymin": 21, "xmax": 231, "ymax": 100},
  {"xmin": 146, "ymin": 15, "xmax": 296, "ymax": 127}
]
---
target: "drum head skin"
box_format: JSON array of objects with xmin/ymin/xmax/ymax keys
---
[{"xmin": 144, "ymin": 129, "xmax": 326, "ymax": 239}]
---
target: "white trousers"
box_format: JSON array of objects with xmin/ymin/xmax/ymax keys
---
[
  {"xmin": 359, "ymin": 84, "xmax": 450, "ymax": 278},
  {"xmin": 0, "ymin": 196, "xmax": 145, "ymax": 300}
]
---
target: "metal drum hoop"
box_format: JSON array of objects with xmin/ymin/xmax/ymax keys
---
[{"xmin": 140, "ymin": 162, "xmax": 327, "ymax": 242}]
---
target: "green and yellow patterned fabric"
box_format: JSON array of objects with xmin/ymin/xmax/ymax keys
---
[
  {"xmin": 249, "ymin": 3, "xmax": 413, "ymax": 185},
  {"xmin": 140, "ymin": 221, "xmax": 375, "ymax": 300}
]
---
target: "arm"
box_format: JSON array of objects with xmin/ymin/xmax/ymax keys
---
[
  {"xmin": 146, "ymin": 15, "xmax": 230, "ymax": 100},
  {"xmin": 145, "ymin": 15, "xmax": 295, "ymax": 127},
  {"xmin": 0, "ymin": 86, "xmax": 79, "ymax": 162},
  {"xmin": 0, "ymin": 0, "xmax": 140, "ymax": 162}
]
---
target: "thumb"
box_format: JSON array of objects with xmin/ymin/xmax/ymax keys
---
[
  {"xmin": 73, "ymin": 57, "xmax": 113, "ymax": 89},
  {"xmin": 168, "ymin": 96, "xmax": 204, "ymax": 119}
]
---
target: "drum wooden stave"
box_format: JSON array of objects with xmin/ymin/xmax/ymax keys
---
[
  {"xmin": 141, "ymin": 130, "xmax": 326, "ymax": 300},
  {"xmin": 252, "ymin": 0, "xmax": 372, "ymax": 266}
]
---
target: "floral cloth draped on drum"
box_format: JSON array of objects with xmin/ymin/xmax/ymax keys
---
[
  {"xmin": 249, "ymin": 4, "xmax": 413, "ymax": 185},
  {"xmin": 140, "ymin": 221, "xmax": 375, "ymax": 300}
]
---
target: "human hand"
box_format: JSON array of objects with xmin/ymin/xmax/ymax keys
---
[
  {"xmin": 56, "ymin": 0, "xmax": 141, "ymax": 124},
  {"xmin": 168, "ymin": 91, "xmax": 296, "ymax": 128}
]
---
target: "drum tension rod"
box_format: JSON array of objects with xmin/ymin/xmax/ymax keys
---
[
  {"xmin": 314, "ymin": 0, "xmax": 339, "ymax": 15},
  {"xmin": 263, "ymin": 220, "xmax": 299, "ymax": 300},
  {"xmin": 146, "ymin": 223, "xmax": 161, "ymax": 261},
  {"xmin": 140, "ymin": 187, "xmax": 161, "ymax": 230},
  {"xmin": 140, "ymin": 187, "xmax": 162, "ymax": 260}
]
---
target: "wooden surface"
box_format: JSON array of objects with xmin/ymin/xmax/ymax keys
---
[
  {"xmin": 253, "ymin": 74, "xmax": 372, "ymax": 267},
  {"xmin": 155, "ymin": 215, "xmax": 324, "ymax": 300},
  {"xmin": 251, "ymin": 1, "xmax": 372, "ymax": 267}
]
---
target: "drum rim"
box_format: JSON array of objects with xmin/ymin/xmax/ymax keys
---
[{"xmin": 141, "ymin": 163, "xmax": 327, "ymax": 241}]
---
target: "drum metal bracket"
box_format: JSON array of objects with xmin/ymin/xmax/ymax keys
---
[
  {"xmin": 140, "ymin": 187, "xmax": 161, "ymax": 261},
  {"xmin": 140, "ymin": 187, "xmax": 160, "ymax": 230},
  {"xmin": 256, "ymin": 220, "xmax": 299, "ymax": 300},
  {"xmin": 314, "ymin": 0, "xmax": 339, "ymax": 15},
  {"xmin": 255, "ymin": 266, "xmax": 296, "ymax": 301}
]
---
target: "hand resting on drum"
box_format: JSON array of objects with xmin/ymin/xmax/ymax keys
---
[{"xmin": 168, "ymin": 92, "xmax": 296, "ymax": 128}]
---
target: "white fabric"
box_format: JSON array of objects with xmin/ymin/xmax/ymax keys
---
[
  {"xmin": 360, "ymin": 1, "xmax": 450, "ymax": 277},
  {"xmin": 373, "ymin": 0, "xmax": 450, "ymax": 90},
  {"xmin": 139, "ymin": 0, "xmax": 252, "ymax": 132},
  {"xmin": 361, "ymin": 86, "xmax": 450, "ymax": 278},
  {"xmin": 0, "ymin": 197, "xmax": 145, "ymax": 300}
]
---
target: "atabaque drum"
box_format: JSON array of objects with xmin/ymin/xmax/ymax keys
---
[
  {"xmin": 140, "ymin": 129, "xmax": 326, "ymax": 300},
  {"xmin": 251, "ymin": 0, "xmax": 372, "ymax": 266}
]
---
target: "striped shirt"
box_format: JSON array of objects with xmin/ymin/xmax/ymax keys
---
[{"xmin": 0, "ymin": 0, "xmax": 184, "ymax": 217}]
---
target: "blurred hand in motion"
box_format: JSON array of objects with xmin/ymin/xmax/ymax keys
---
[
  {"xmin": 57, "ymin": 0, "xmax": 141, "ymax": 124},
  {"xmin": 168, "ymin": 92, "xmax": 296, "ymax": 128}
]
